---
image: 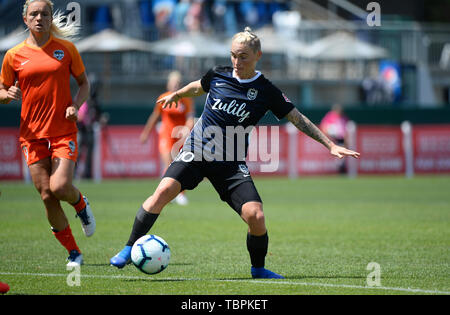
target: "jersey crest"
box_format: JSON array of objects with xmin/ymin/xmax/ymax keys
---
[
  {"xmin": 53, "ymin": 50, "xmax": 65, "ymax": 61},
  {"xmin": 247, "ymin": 88, "xmax": 258, "ymax": 100}
]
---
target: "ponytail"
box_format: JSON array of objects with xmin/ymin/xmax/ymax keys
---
[{"xmin": 50, "ymin": 10, "xmax": 80, "ymax": 39}]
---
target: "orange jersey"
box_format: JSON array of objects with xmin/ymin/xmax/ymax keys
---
[
  {"xmin": 156, "ymin": 91, "xmax": 193, "ymax": 137},
  {"xmin": 0, "ymin": 35, "xmax": 85, "ymax": 141}
]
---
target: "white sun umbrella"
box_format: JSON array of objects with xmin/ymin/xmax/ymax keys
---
[
  {"xmin": 75, "ymin": 28, "xmax": 154, "ymax": 53},
  {"xmin": 296, "ymin": 32, "xmax": 388, "ymax": 60},
  {"xmin": 0, "ymin": 27, "xmax": 28, "ymax": 52},
  {"xmin": 150, "ymin": 32, "xmax": 230, "ymax": 58}
]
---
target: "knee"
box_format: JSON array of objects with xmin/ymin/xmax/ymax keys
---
[
  {"xmin": 242, "ymin": 203, "xmax": 265, "ymax": 227},
  {"xmin": 40, "ymin": 188, "xmax": 57, "ymax": 204},
  {"xmin": 49, "ymin": 181, "xmax": 71, "ymax": 200},
  {"xmin": 154, "ymin": 183, "xmax": 178, "ymax": 203}
]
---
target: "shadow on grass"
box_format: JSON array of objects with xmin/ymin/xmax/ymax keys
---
[
  {"xmin": 285, "ymin": 274, "xmax": 366, "ymax": 280},
  {"xmin": 216, "ymin": 274, "xmax": 366, "ymax": 281},
  {"xmin": 84, "ymin": 262, "xmax": 194, "ymax": 267},
  {"xmin": 124, "ymin": 278, "xmax": 190, "ymax": 283}
]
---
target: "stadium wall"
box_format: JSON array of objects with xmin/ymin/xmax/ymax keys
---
[{"xmin": 2, "ymin": 104, "xmax": 450, "ymax": 127}]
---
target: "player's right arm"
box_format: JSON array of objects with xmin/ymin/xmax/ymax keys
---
[
  {"xmin": 158, "ymin": 80, "xmax": 205, "ymax": 109},
  {"xmin": 140, "ymin": 106, "xmax": 161, "ymax": 143},
  {"xmin": 0, "ymin": 51, "xmax": 21, "ymax": 104},
  {"xmin": 0, "ymin": 81, "xmax": 21, "ymax": 104}
]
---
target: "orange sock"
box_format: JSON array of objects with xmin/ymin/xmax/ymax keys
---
[
  {"xmin": 52, "ymin": 225, "xmax": 81, "ymax": 254},
  {"xmin": 72, "ymin": 192, "xmax": 86, "ymax": 213}
]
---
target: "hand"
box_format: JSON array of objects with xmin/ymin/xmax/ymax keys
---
[
  {"xmin": 65, "ymin": 105, "xmax": 79, "ymax": 122},
  {"xmin": 7, "ymin": 81, "xmax": 21, "ymax": 101},
  {"xmin": 140, "ymin": 132, "xmax": 148, "ymax": 144},
  {"xmin": 330, "ymin": 144, "xmax": 360, "ymax": 159},
  {"xmin": 156, "ymin": 92, "xmax": 179, "ymax": 109}
]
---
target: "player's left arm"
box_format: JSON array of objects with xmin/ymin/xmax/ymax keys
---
[
  {"xmin": 285, "ymin": 108, "xmax": 360, "ymax": 159},
  {"xmin": 66, "ymin": 72, "xmax": 90, "ymax": 122}
]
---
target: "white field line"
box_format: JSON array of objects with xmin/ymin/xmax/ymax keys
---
[{"xmin": 0, "ymin": 271, "xmax": 449, "ymax": 295}]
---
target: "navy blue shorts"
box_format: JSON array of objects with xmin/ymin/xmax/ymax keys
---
[{"xmin": 163, "ymin": 159, "xmax": 262, "ymax": 214}]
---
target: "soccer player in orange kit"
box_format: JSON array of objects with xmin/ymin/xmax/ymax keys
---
[
  {"xmin": 0, "ymin": 0, "xmax": 95, "ymax": 267},
  {"xmin": 140, "ymin": 71, "xmax": 195, "ymax": 205}
]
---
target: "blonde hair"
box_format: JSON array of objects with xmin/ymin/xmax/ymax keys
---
[
  {"xmin": 168, "ymin": 71, "xmax": 182, "ymax": 83},
  {"xmin": 167, "ymin": 71, "xmax": 182, "ymax": 91},
  {"xmin": 23, "ymin": 0, "xmax": 79, "ymax": 39},
  {"xmin": 232, "ymin": 27, "xmax": 261, "ymax": 53}
]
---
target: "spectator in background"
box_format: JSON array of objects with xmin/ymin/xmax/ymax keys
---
[
  {"xmin": 174, "ymin": 0, "xmax": 191, "ymax": 32},
  {"xmin": 239, "ymin": 1, "xmax": 258, "ymax": 28},
  {"xmin": 153, "ymin": 0, "xmax": 176, "ymax": 38},
  {"xmin": 320, "ymin": 104, "xmax": 349, "ymax": 174},
  {"xmin": 211, "ymin": 0, "xmax": 226, "ymax": 34},
  {"xmin": 211, "ymin": 0, "xmax": 238, "ymax": 37},
  {"xmin": 76, "ymin": 73, "xmax": 108, "ymax": 179},
  {"xmin": 185, "ymin": 0, "xmax": 205, "ymax": 32}
]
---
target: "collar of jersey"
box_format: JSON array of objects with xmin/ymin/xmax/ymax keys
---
[
  {"xmin": 23, "ymin": 34, "xmax": 53, "ymax": 50},
  {"xmin": 232, "ymin": 70, "xmax": 262, "ymax": 83}
]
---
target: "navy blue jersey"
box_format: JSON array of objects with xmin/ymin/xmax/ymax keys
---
[{"xmin": 182, "ymin": 66, "xmax": 294, "ymax": 162}]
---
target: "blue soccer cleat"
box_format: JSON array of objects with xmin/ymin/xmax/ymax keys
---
[
  {"xmin": 110, "ymin": 246, "xmax": 132, "ymax": 269},
  {"xmin": 251, "ymin": 267, "xmax": 285, "ymax": 279}
]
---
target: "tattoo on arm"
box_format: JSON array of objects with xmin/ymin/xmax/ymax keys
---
[{"xmin": 286, "ymin": 109, "xmax": 334, "ymax": 150}]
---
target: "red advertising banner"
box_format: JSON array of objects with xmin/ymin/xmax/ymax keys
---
[
  {"xmin": 413, "ymin": 125, "xmax": 450, "ymax": 173},
  {"xmin": 2, "ymin": 124, "xmax": 450, "ymax": 180},
  {"xmin": 356, "ymin": 126, "xmax": 405, "ymax": 174},
  {"xmin": 100, "ymin": 126, "xmax": 161, "ymax": 178},
  {"xmin": 296, "ymin": 132, "xmax": 342, "ymax": 175},
  {"xmin": 0, "ymin": 128, "xmax": 23, "ymax": 180}
]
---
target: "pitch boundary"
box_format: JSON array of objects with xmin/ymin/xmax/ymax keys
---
[{"xmin": 1, "ymin": 271, "xmax": 448, "ymax": 295}]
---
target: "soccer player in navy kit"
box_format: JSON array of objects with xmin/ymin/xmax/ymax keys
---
[{"xmin": 110, "ymin": 27, "xmax": 360, "ymax": 278}]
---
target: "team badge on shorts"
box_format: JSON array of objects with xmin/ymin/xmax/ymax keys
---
[
  {"xmin": 68, "ymin": 140, "xmax": 76, "ymax": 156},
  {"xmin": 247, "ymin": 88, "xmax": 258, "ymax": 100},
  {"xmin": 238, "ymin": 164, "xmax": 250, "ymax": 177},
  {"xmin": 53, "ymin": 50, "xmax": 65, "ymax": 61}
]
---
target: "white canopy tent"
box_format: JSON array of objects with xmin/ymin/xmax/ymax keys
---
[
  {"xmin": 149, "ymin": 32, "xmax": 230, "ymax": 58},
  {"xmin": 75, "ymin": 29, "xmax": 154, "ymax": 53},
  {"xmin": 295, "ymin": 32, "xmax": 388, "ymax": 60}
]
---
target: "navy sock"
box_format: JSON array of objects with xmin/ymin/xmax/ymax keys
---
[
  {"xmin": 246, "ymin": 232, "xmax": 268, "ymax": 268},
  {"xmin": 126, "ymin": 206, "xmax": 159, "ymax": 247}
]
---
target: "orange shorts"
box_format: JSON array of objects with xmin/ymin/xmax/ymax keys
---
[
  {"xmin": 20, "ymin": 133, "xmax": 78, "ymax": 165},
  {"xmin": 159, "ymin": 137, "xmax": 176, "ymax": 155}
]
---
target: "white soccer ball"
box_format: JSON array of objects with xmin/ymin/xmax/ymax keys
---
[{"xmin": 131, "ymin": 235, "xmax": 171, "ymax": 274}]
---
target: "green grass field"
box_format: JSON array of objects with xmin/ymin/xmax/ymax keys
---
[{"xmin": 0, "ymin": 176, "xmax": 449, "ymax": 295}]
